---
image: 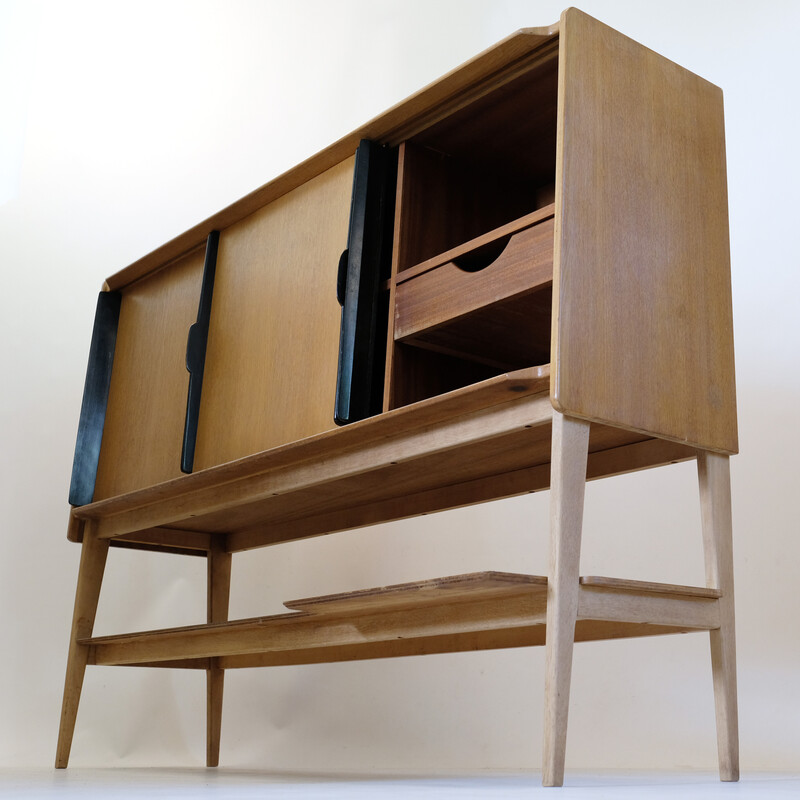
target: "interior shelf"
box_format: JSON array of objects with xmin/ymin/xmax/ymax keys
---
[{"xmin": 82, "ymin": 572, "xmax": 721, "ymax": 670}]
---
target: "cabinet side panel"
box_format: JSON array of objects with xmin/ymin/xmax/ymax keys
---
[
  {"xmin": 93, "ymin": 249, "xmax": 205, "ymax": 499},
  {"xmin": 193, "ymin": 158, "xmax": 353, "ymax": 469},
  {"xmin": 552, "ymin": 9, "xmax": 737, "ymax": 453}
]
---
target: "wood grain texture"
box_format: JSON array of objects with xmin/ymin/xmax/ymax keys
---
[
  {"xmin": 73, "ymin": 367, "xmax": 550, "ymax": 516},
  {"xmin": 380, "ymin": 141, "xmax": 409, "ymax": 413},
  {"xmin": 82, "ymin": 390, "xmax": 679, "ymax": 546},
  {"xmin": 395, "ymin": 288, "xmax": 552, "ymax": 372},
  {"xmin": 698, "ymin": 453, "xmax": 739, "ymax": 781},
  {"xmin": 206, "ymin": 539, "xmax": 231, "ymax": 768},
  {"xmin": 55, "ymin": 522, "xmax": 109, "ymax": 768},
  {"xmin": 91, "ymin": 390, "xmax": 554, "ymax": 540},
  {"xmin": 552, "ymin": 8, "xmax": 737, "ymax": 454},
  {"xmin": 394, "ymin": 216, "xmax": 553, "ymax": 344},
  {"xmin": 67, "ymin": 511, "xmax": 214, "ymax": 555},
  {"xmin": 395, "ymin": 205, "xmax": 554, "ymax": 284},
  {"xmin": 390, "ymin": 143, "xmax": 548, "ymax": 274},
  {"xmin": 66, "ymin": 510, "xmax": 83, "ymax": 543},
  {"xmin": 192, "ymin": 158, "xmax": 353, "ymax": 469},
  {"xmin": 218, "ymin": 414, "xmax": 647, "ymax": 550},
  {"xmin": 577, "ymin": 585, "xmax": 720, "ymax": 630},
  {"xmin": 87, "ymin": 592, "xmax": 546, "ymax": 666},
  {"xmin": 543, "ymin": 413, "xmax": 589, "ymax": 787},
  {"xmin": 387, "ymin": 345, "xmax": 501, "ymax": 409},
  {"xmin": 114, "ymin": 528, "xmax": 213, "ymax": 552},
  {"xmin": 59, "ymin": 15, "xmax": 741, "ymax": 787},
  {"xmin": 213, "ymin": 620, "xmax": 701, "ymax": 669},
  {"xmin": 227, "ymin": 437, "xmax": 694, "ymax": 552},
  {"xmin": 83, "ymin": 570, "xmax": 716, "ymax": 669},
  {"xmin": 400, "ymin": 44, "xmax": 558, "ymax": 237},
  {"xmin": 71, "ymin": 383, "xmax": 693, "ymax": 552},
  {"xmin": 385, "ymin": 35, "xmax": 559, "ymax": 150},
  {"xmin": 283, "ymin": 571, "xmax": 547, "ymax": 615},
  {"xmin": 580, "ymin": 576, "xmax": 720, "ymax": 599},
  {"xmin": 93, "ymin": 247, "xmax": 205, "ymax": 499}
]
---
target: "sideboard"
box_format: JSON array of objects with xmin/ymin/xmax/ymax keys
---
[{"xmin": 57, "ymin": 8, "xmax": 738, "ymax": 787}]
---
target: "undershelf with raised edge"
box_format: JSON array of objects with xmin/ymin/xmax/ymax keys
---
[{"xmin": 81, "ymin": 572, "xmax": 721, "ymax": 670}]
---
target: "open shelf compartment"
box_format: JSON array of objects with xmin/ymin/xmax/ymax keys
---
[
  {"xmin": 384, "ymin": 42, "xmax": 559, "ymax": 411},
  {"xmin": 393, "ymin": 47, "xmax": 559, "ymax": 274}
]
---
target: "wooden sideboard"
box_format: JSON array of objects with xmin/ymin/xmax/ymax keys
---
[{"xmin": 57, "ymin": 8, "xmax": 738, "ymax": 787}]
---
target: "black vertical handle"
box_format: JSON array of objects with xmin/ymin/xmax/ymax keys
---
[
  {"xmin": 334, "ymin": 140, "xmax": 396, "ymax": 425},
  {"xmin": 69, "ymin": 290, "xmax": 122, "ymax": 506},
  {"xmin": 181, "ymin": 230, "xmax": 219, "ymax": 473}
]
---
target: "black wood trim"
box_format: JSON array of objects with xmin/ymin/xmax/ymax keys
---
[
  {"xmin": 69, "ymin": 291, "xmax": 122, "ymax": 506},
  {"xmin": 334, "ymin": 140, "xmax": 397, "ymax": 425},
  {"xmin": 181, "ymin": 230, "xmax": 220, "ymax": 473}
]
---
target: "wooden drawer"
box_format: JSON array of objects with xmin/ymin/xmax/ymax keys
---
[{"xmin": 394, "ymin": 206, "xmax": 554, "ymax": 346}]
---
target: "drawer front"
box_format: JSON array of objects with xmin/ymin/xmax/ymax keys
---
[{"xmin": 394, "ymin": 215, "xmax": 554, "ymax": 343}]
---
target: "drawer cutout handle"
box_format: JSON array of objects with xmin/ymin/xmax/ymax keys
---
[{"xmin": 452, "ymin": 234, "xmax": 511, "ymax": 273}]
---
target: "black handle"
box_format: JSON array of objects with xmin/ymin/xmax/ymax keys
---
[
  {"xmin": 334, "ymin": 140, "xmax": 397, "ymax": 425},
  {"xmin": 69, "ymin": 291, "xmax": 122, "ymax": 506},
  {"xmin": 337, "ymin": 248, "xmax": 349, "ymax": 306},
  {"xmin": 181, "ymin": 230, "xmax": 219, "ymax": 474}
]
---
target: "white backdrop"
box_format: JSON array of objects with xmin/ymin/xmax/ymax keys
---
[{"xmin": 1, "ymin": 0, "xmax": 799, "ymax": 773}]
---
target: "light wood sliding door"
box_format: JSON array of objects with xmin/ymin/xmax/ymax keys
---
[
  {"xmin": 193, "ymin": 157, "xmax": 354, "ymax": 469},
  {"xmin": 93, "ymin": 247, "xmax": 206, "ymax": 500}
]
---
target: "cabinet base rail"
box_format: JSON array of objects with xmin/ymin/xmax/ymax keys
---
[{"xmin": 81, "ymin": 572, "xmax": 720, "ymax": 669}]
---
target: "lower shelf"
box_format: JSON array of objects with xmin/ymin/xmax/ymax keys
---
[{"xmin": 83, "ymin": 572, "xmax": 721, "ymax": 670}]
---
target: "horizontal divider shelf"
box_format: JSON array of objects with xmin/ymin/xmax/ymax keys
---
[{"xmin": 82, "ymin": 572, "xmax": 721, "ymax": 669}]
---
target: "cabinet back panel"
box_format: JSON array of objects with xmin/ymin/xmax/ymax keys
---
[
  {"xmin": 553, "ymin": 9, "xmax": 737, "ymax": 453},
  {"xmin": 192, "ymin": 158, "xmax": 353, "ymax": 470},
  {"xmin": 93, "ymin": 248, "xmax": 205, "ymax": 500}
]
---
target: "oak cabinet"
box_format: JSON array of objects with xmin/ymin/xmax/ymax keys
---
[{"xmin": 59, "ymin": 9, "xmax": 738, "ymax": 787}]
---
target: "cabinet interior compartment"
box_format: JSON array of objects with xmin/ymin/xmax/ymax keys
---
[
  {"xmin": 390, "ymin": 285, "xmax": 552, "ymax": 408},
  {"xmin": 385, "ymin": 48, "xmax": 558, "ymax": 409},
  {"xmin": 393, "ymin": 51, "xmax": 558, "ymax": 274},
  {"xmin": 388, "ymin": 345, "xmax": 500, "ymax": 409}
]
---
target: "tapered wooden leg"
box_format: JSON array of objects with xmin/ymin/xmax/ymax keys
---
[
  {"xmin": 55, "ymin": 521, "xmax": 110, "ymax": 768},
  {"xmin": 206, "ymin": 538, "xmax": 232, "ymax": 767},
  {"xmin": 542, "ymin": 412, "xmax": 590, "ymax": 787},
  {"xmin": 698, "ymin": 452, "xmax": 739, "ymax": 782}
]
